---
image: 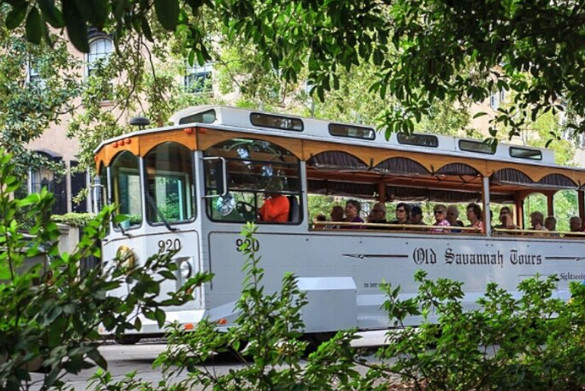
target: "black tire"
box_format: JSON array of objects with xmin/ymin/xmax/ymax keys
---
[{"xmin": 304, "ymin": 332, "xmax": 335, "ymax": 353}]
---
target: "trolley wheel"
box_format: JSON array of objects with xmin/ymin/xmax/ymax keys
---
[
  {"xmin": 304, "ymin": 332, "xmax": 335, "ymax": 352},
  {"xmin": 115, "ymin": 335, "xmax": 141, "ymax": 345}
]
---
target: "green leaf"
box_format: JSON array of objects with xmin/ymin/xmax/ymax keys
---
[
  {"xmin": 185, "ymin": 0, "xmax": 204, "ymax": 13},
  {"xmin": 154, "ymin": 0, "xmax": 179, "ymax": 31},
  {"xmin": 63, "ymin": 0, "xmax": 90, "ymax": 52},
  {"xmin": 38, "ymin": 0, "xmax": 65, "ymax": 27},
  {"xmin": 155, "ymin": 308, "xmax": 166, "ymax": 327},
  {"xmin": 6, "ymin": 4, "xmax": 27, "ymax": 29},
  {"xmin": 25, "ymin": 7, "xmax": 42, "ymax": 44},
  {"xmin": 134, "ymin": 316, "xmax": 142, "ymax": 331},
  {"xmin": 74, "ymin": 0, "xmax": 107, "ymax": 28},
  {"xmin": 141, "ymin": 16, "xmax": 153, "ymax": 42},
  {"xmin": 87, "ymin": 348, "xmax": 108, "ymax": 369},
  {"xmin": 159, "ymin": 270, "xmax": 176, "ymax": 280}
]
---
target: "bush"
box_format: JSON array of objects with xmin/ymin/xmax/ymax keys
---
[
  {"xmin": 369, "ymin": 270, "xmax": 585, "ymax": 391},
  {"xmin": 0, "ymin": 150, "xmax": 211, "ymax": 391},
  {"xmin": 51, "ymin": 213, "xmax": 95, "ymax": 227}
]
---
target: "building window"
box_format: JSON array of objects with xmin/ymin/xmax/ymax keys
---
[
  {"xmin": 87, "ymin": 36, "xmax": 113, "ymax": 77},
  {"xmin": 579, "ymin": 134, "xmax": 585, "ymax": 148},
  {"xmin": 490, "ymin": 89, "xmax": 506, "ymax": 110},
  {"xmin": 29, "ymin": 158, "xmax": 67, "ymax": 215},
  {"xmin": 27, "ymin": 60, "xmax": 44, "ymax": 88},
  {"xmin": 184, "ymin": 62, "xmax": 212, "ymax": 93},
  {"xmin": 70, "ymin": 161, "xmax": 88, "ymax": 213},
  {"xmin": 490, "ymin": 91, "xmax": 499, "ymax": 110}
]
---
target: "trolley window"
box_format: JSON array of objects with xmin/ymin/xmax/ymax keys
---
[
  {"xmin": 144, "ymin": 142, "xmax": 196, "ymax": 225},
  {"xmin": 204, "ymin": 138, "xmax": 302, "ymax": 224},
  {"xmin": 110, "ymin": 151, "xmax": 142, "ymax": 230},
  {"xmin": 459, "ymin": 140, "xmax": 495, "ymax": 155},
  {"xmin": 178, "ymin": 109, "xmax": 216, "ymax": 125},
  {"xmin": 329, "ymin": 123, "xmax": 375, "ymax": 140},
  {"xmin": 509, "ymin": 146, "xmax": 542, "ymax": 160},
  {"xmin": 250, "ymin": 113, "xmax": 304, "ymax": 131},
  {"xmin": 397, "ymin": 133, "xmax": 439, "ymax": 147}
]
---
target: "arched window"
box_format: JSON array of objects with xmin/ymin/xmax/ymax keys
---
[
  {"xmin": 111, "ymin": 151, "xmax": 142, "ymax": 230},
  {"xmin": 87, "ymin": 36, "xmax": 113, "ymax": 77},
  {"xmin": 144, "ymin": 143, "xmax": 196, "ymax": 224}
]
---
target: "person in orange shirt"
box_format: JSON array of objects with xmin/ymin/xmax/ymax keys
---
[{"xmin": 258, "ymin": 178, "xmax": 290, "ymax": 222}]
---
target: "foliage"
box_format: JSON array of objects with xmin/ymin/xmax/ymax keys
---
[
  {"xmin": 369, "ymin": 270, "xmax": 585, "ymax": 391},
  {"xmin": 51, "ymin": 212, "xmax": 95, "ymax": 227},
  {"xmin": 307, "ymin": 195, "xmax": 338, "ymax": 221},
  {"xmin": 0, "ymin": 150, "xmax": 211, "ymax": 390},
  {"xmin": 0, "ymin": 5, "xmax": 80, "ymax": 177},
  {"xmin": 66, "ymin": 26, "xmax": 227, "ymax": 174},
  {"xmin": 6, "ymin": 0, "xmax": 585, "ymax": 140}
]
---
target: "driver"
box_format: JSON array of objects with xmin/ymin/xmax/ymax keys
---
[{"xmin": 258, "ymin": 178, "xmax": 290, "ymax": 222}]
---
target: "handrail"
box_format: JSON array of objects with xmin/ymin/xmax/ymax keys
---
[
  {"xmin": 311, "ymin": 221, "xmax": 481, "ymax": 232},
  {"xmin": 311, "ymin": 221, "xmax": 585, "ymax": 238},
  {"xmin": 494, "ymin": 227, "xmax": 585, "ymax": 237}
]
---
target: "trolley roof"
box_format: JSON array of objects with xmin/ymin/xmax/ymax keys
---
[{"xmin": 94, "ymin": 105, "xmax": 585, "ymax": 190}]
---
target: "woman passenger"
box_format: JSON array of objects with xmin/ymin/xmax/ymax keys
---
[
  {"xmin": 466, "ymin": 202, "xmax": 484, "ymax": 233},
  {"xmin": 390, "ymin": 202, "xmax": 410, "ymax": 227},
  {"xmin": 494, "ymin": 207, "xmax": 518, "ymax": 234},
  {"xmin": 446, "ymin": 205, "xmax": 464, "ymax": 233},
  {"xmin": 342, "ymin": 199, "xmax": 365, "ymax": 229},
  {"xmin": 529, "ymin": 211, "xmax": 548, "ymax": 233},
  {"xmin": 430, "ymin": 204, "xmax": 451, "ymax": 233}
]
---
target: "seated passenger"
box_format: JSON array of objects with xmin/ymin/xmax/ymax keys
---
[
  {"xmin": 389, "ymin": 202, "xmax": 410, "ymax": 228},
  {"xmin": 528, "ymin": 211, "xmax": 548, "ymax": 235},
  {"xmin": 326, "ymin": 205, "xmax": 344, "ymax": 229},
  {"xmin": 545, "ymin": 216, "xmax": 559, "ymax": 237},
  {"xmin": 342, "ymin": 199, "xmax": 365, "ymax": 229},
  {"xmin": 258, "ymin": 179, "xmax": 290, "ymax": 223},
  {"xmin": 312, "ymin": 213, "xmax": 327, "ymax": 230},
  {"xmin": 466, "ymin": 202, "xmax": 484, "ymax": 233},
  {"xmin": 430, "ymin": 204, "xmax": 451, "ymax": 233},
  {"xmin": 446, "ymin": 205, "xmax": 464, "ymax": 233},
  {"xmin": 367, "ymin": 202, "xmax": 388, "ymax": 228},
  {"xmin": 330, "ymin": 205, "xmax": 344, "ymax": 222},
  {"xmin": 567, "ymin": 216, "xmax": 584, "ymax": 237},
  {"xmin": 493, "ymin": 206, "xmax": 518, "ymax": 233},
  {"xmin": 409, "ymin": 205, "xmax": 426, "ymax": 229}
]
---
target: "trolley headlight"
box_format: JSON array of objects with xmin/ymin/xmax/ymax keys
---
[
  {"xmin": 179, "ymin": 259, "xmax": 192, "ymax": 279},
  {"xmin": 116, "ymin": 245, "xmax": 137, "ymax": 271}
]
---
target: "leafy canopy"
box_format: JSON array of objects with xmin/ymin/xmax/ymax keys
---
[{"xmin": 4, "ymin": 0, "xmax": 585, "ymax": 139}]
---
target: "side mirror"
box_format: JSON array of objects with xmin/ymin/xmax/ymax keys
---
[{"xmin": 203, "ymin": 157, "xmax": 229, "ymax": 197}]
